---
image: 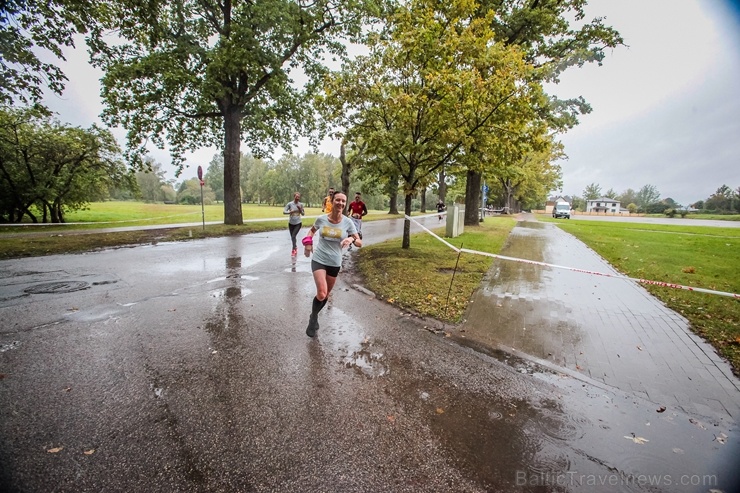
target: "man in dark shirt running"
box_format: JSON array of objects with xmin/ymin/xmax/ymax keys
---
[{"xmin": 348, "ymin": 192, "xmax": 368, "ymax": 239}]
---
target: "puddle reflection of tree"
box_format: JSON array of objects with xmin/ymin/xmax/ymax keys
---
[
  {"xmin": 491, "ymin": 223, "xmax": 548, "ymax": 292},
  {"xmin": 385, "ymin": 359, "xmax": 575, "ymax": 489},
  {"xmin": 204, "ymin": 254, "xmax": 247, "ymax": 351}
]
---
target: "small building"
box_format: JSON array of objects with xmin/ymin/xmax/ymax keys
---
[
  {"xmin": 586, "ymin": 197, "xmax": 621, "ymax": 213},
  {"xmin": 545, "ymin": 195, "xmax": 572, "ymax": 214}
]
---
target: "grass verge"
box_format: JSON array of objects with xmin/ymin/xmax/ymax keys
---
[
  {"xmin": 0, "ymin": 222, "xmax": 293, "ymax": 259},
  {"xmin": 356, "ymin": 217, "xmax": 517, "ymax": 323},
  {"xmin": 547, "ymin": 218, "xmax": 740, "ymax": 376}
]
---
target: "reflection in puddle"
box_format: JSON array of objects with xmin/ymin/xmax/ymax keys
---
[
  {"xmin": 209, "ymin": 287, "xmax": 253, "ymax": 299},
  {"xmin": 284, "ymin": 263, "xmax": 311, "ymax": 273},
  {"xmin": 321, "ymin": 307, "xmax": 389, "ymax": 378},
  {"xmin": 206, "ymin": 275, "xmax": 259, "ymax": 284},
  {"xmin": 344, "ymin": 347, "xmax": 387, "ymax": 378}
]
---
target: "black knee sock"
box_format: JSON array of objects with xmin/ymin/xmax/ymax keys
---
[{"xmin": 311, "ymin": 296, "xmax": 325, "ymax": 316}]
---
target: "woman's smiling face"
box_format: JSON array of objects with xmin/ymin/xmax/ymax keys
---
[{"xmin": 332, "ymin": 192, "xmax": 347, "ymax": 210}]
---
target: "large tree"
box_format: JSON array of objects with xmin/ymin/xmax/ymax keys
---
[
  {"xmin": 323, "ymin": 0, "xmax": 537, "ymax": 248},
  {"xmin": 89, "ymin": 0, "xmax": 375, "ymax": 224},
  {"xmin": 457, "ymin": 0, "xmax": 623, "ymax": 223}
]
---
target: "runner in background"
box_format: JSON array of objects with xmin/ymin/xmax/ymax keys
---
[
  {"xmin": 347, "ymin": 192, "xmax": 368, "ymax": 240},
  {"xmin": 283, "ymin": 191, "xmax": 305, "ymax": 257},
  {"xmin": 437, "ymin": 199, "xmax": 446, "ymax": 221},
  {"xmin": 322, "ymin": 187, "xmax": 335, "ymax": 213}
]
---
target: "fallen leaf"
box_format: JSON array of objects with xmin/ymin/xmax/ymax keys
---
[
  {"xmin": 672, "ymin": 448, "xmax": 684, "ymax": 454},
  {"xmin": 714, "ymin": 433, "xmax": 728, "ymax": 445},
  {"xmin": 657, "ymin": 406, "xmax": 666, "ymax": 413},
  {"xmin": 47, "ymin": 447, "xmax": 63, "ymax": 453},
  {"xmin": 436, "ymin": 408, "xmax": 445, "ymax": 414},
  {"xmin": 689, "ymin": 418, "xmax": 707, "ymax": 430},
  {"xmin": 83, "ymin": 449, "xmax": 95, "ymax": 455},
  {"xmin": 63, "ymin": 387, "xmax": 71, "ymax": 392},
  {"xmin": 576, "ymin": 365, "xmax": 582, "ymax": 370},
  {"xmin": 387, "ymin": 415, "xmax": 395, "ymax": 424},
  {"xmin": 636, "ymin": 346, "xmax": 643, "ymax": 351},
  {"xmin": 168, "ymin": 308, "xmax": 176, "ymax": 312},
  {"xmin": 623, "ymin": 434, "xmax": 649, "ymax": 445}
]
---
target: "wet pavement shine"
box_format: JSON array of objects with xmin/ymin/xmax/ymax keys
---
[
  {"xmin": 461, "ymin": 216, "xmax": 740, "ymax": 423},
  {"xmin": 0, "ymin": 215, "xmax": 739, "ymax": 492}
]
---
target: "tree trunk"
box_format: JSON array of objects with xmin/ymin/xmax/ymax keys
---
[
  {"xmin": 55, "ymin": 200, "xmax": 65, "ymax": 223},
  {"xmin": 438, "ymin": 169, "xmax": 447, "ymax": 202},
  {"xmin": 387, "ymin": 174, "xmax": 399, "ymax": 215},
  {"xmin": 420, "ymin": 186, "xmax": 426, "ymax": 212},
  {"xmin": 464, "ymin": 169, "xmax": 482, "ymax": 226},
  {"xmin": 223, "ymin": 105, "xmax": 243, "ymax": 225},
  {"xmin": 339, "ymin": 142, "xmax": 351, "ymax": 213},
  {"xmin": 402, "ymin": 192, "xmax": 413, "ymax": 249},
  {"xmin": 501, "ymin": 178, "xmax": 514, "ymax": 212}
]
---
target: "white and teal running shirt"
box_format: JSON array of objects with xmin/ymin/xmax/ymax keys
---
[{"xmin": 311, "ymin": 214, "xmax": 357, "ymax": 267}]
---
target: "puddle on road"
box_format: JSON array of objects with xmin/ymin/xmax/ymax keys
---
[
  {"xmin": 206, "ymin": 275, "xmax": 259, "ymax": 284},
  {"xmin": 318, "ymin": 306, "xmax": 389, "ymax": 378},
  {"xmin": 209, "ymin": 287, "xmax": 253, "ymax": 299},
  {"xmin": 384, "ymin": 362, "xmax": 589, "ymax": 490}
]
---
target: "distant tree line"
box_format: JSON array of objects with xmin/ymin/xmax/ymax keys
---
[
  {"xmin": 692, "ymin": 185, "xmax": 740, "ymax": 214},
  {"xmin": 556, "ymin": 182, "xmax": 740, "ymax": 216}
]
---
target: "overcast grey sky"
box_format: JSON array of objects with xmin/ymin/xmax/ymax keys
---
[
  {"xmin": 545, "ymin": 0, "xmax": 740, "ymax": 205},
  {"xmin": 42, "ymin": 0, "xmax": 740, "ymax": 206}
]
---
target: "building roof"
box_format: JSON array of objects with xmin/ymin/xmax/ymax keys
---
[{"xmin": 587, "ymin": 197, "xmax": 621, "ymax": 202}]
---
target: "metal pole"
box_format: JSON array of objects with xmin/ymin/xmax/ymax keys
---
[
  {"xmin": 200, "ymin": 183, "xmax": 205, "ymax": 231},
  {"xmin": 480, "ymin": 180, "xmax": 486, "ymax": 222}
]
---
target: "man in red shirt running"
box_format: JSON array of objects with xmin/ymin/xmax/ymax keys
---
[{"xmin": 348, "ymin": 192, "xmax": 368, "ymax": 239}]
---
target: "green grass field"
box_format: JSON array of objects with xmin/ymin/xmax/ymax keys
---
[
  {"xmin": 0, "ymin": 201, "xmax": 399, "ymax": 233},
  {"xmin": 357, "ymin": 217, "xmax": 517, "ymax": 323}
]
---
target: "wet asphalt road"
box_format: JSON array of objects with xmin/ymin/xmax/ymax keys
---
[{"xmin": 1, "ymin": 215, "xmax": 738, "ymax": 492}]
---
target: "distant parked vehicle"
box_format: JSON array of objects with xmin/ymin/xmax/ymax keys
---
[{"xmin": 552, "ymin": 201, "xmax": 571, "ymax": 219}]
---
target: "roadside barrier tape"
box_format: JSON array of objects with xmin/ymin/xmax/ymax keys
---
[{"xmin": 404, "ymin": 214, "xmax": 740, "ymax": 300}]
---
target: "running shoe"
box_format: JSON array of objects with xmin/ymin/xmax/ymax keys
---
[
  {"xmin": 291, "ymin": 248, "xmax": 297, "ymax": 256},
  {"xmin": 306, "ymin": 314, "xmax": 319, "ymax": 338}
]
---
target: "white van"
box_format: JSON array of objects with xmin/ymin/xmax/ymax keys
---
[{"xmin": 552, "ymin": 201, "xmax": 571, "ymax": 219}]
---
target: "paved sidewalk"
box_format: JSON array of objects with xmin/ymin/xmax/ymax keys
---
[{"xmin": 462, "ymin": 218, "xmax": 740, "ymax": 424}]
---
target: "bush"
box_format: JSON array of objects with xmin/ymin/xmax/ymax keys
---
[{"xmin": 664, "ymin": 208, "xmax": 676, "ymax": 218}]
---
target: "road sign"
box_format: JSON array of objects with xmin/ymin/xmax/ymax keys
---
[{"xmin": 197, "ymin": 165, "xmax": 203, "ymax": 181}]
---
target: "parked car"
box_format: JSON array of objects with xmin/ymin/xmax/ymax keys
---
[{"xmin": 552, "ymin": 201, "xmax": 571, "ymax": 219}]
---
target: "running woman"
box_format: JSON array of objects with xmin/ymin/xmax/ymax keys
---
[
  {"xmin": 283, "ymin": 192, "xmax": 305, "ymax": 256},
  {"xmin": 303, "ymin": 191, "xmax": 361, "ymax": 337}
]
